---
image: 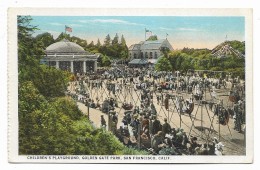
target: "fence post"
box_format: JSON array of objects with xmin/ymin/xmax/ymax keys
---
[{"xmin": 137, "ymin": 123, "xmax": 142, "ymax": 149}]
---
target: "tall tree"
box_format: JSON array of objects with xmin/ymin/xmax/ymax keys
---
[
  {"xmin": 112, "ymin": 33, "xmax": 119, "ymax": 45},
  {"xmin": 88, "ymin": 41, "xmax": 95, "ymax": 48},
  {"xmin": 119, "ymin": 34, "xmax": 128, "ymax": 59},
  {"xmin": 104, "ymin": 34, "xmax": 111, "ymax": 46},
  {"xmin": 96, "ymin": 38, "xmax": 101, "ymax": 47},
  {"xmin": 18, "ymin": 16, "xmax": 43, "ymax": 80},
  {"xmin": 120, "ymin": 34, "xmax": 126, "ymax": 46},
  {"xmin": 35, "ymin": 32, "xmax": 55, "ymax": 49}
]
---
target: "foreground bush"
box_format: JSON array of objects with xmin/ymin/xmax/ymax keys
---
[{"xmin": 19, "ymin": 81, "xmax": 145, "ymax": 155}]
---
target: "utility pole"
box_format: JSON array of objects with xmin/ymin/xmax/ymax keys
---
[{"xmin": 85, "ymin": 100, "xmax": 90, "ymax": 120}]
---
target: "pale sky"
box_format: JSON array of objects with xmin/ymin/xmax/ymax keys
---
[{"xmin": 30, "ymin": 16, "xmax": 245, "ymax": 50}]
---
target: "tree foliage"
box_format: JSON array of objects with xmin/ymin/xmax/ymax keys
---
[
  {"xmin": 121, "ymin": 35, "xmax": 126, "ymax": 45},
  {"xmin": 147, "ymin": 35, "xmax": 158, "ymax": 41},
  {"xmin": 104, "ymin": 34, "xmax": 111, "ymax": 46},
  {"xmin": 98, "ymin": 34, "xmax": 129, "ymax": 59},
  {"xmin": 19, "ymin": 81, "xmax": 145, "ymax": 155},
  {"xmin": 20, "ymin": 64, "xmax": 70, "ymax": 98},
  {"xmin": 155, "ymin": 56, "xmax": 172, "ymax": 71},
  {"xmin": 35, "ymin": 32, "xmax": 55, "ymax": 48},
  {"xmin": 100, "ymin": 55, "xmax": 112, "ymax": 67},
  {"xmin": 55, "ymin": 32, "xmax": 70, "ymax": 42},
  {"xmin": 19, "ymin": 81, "xmax": 116, "ymax": 154},
  {"xmin": 18, "ymin": 16, "xmax": 43, "ymax": 72},
  {"xmin": 166, "ymin": 42, "xmax": 245, "ymax": 78},
  {"xmin": 112, "ymin": 33, "xmax": 119, "ymax": 45},
  {"xmin": 96, "ymin": 38, "xmax": 101, "ymax": 47}
]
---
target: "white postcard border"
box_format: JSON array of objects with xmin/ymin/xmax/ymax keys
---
[{"xmin": 8, "ymin": 8, "xmax": 253, "ymax": 163}]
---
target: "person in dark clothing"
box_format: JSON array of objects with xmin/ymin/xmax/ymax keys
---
[
  {"xmin": 156, "ymin": 95, "xmax": 160, "ymax": 105},
  {"xmin": 188, "ymin": 136, "xmax": 201, "ymax": 154},
  {"xmin": 234, "ymin": 101, "xmax": 243, "ymax": 132},
  {"xmin": 142, "ymin": 116, "xmax": 150, "ymax": 133},
  {"xmin": 101, "ymin": 115, "xmax": 106, "ymax": 128},
  {"xmin": 162, "ymin": 118, "xmax": 171, "ymax": 136},
  {"xmin": 122, "ymin": 117, "xmax": 128, "ymax": 127},
  {"xmin": 130, "ymin": 116, "xmax": 140, "ymax": 138},
  {"xmin": 152, "ymin": 116, "xmax": 161, "ymax": 135}
]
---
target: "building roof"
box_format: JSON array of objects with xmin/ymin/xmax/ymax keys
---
[
  {"xmin": 129, "ymin": 39, "xmax": 173, "ymax": 51},
  {"xmin": 128, "ymin": 44, "xmax": 141, "ymax": 51},
  {"xmin": 128, "ymin": 59, "xmax": 148, "ymax": 65},
  {"xmin": 45, "ymin": 39, "xmax": 86, "ymax": 54},
  {"xmin": 44, "ymin": 39, "xmax": 99, "ymax": 61}
]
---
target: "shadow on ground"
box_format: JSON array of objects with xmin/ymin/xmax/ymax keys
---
[{"xmin": 194, "ymin": 126, "xmax": 217, "ymax": 134}]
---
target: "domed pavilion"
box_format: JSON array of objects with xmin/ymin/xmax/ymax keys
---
[{"xmin": 43, "ymin": 39, "xmax": 99, "ymax": 73}]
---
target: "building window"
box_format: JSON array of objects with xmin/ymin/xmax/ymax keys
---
[
  {"xmin": 149, "ymin": 52, "xmax": 153, "ymax": 59},
  {"xmin": 154, "ymin": 52, "xmax": 158, "ymax": 59},
  {"xmin": 134, "ymin": 53, "xmax": 137, "ymax": 58},
  {"xmin": 141, "ymin": 52, "xmax": 144, "ymax": 59},
  {"xmin": 145, "ymin": 52, "xmax": 148, "ymax": 58}
]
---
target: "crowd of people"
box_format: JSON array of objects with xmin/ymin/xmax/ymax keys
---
[{"xmin": 66, "ymin": 66, "xmax": 245, "ymax": 155}]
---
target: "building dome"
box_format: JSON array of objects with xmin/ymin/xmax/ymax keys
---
[{"xmin": 46, "ymin": 39, "xmax": 85, "ymax": 53}]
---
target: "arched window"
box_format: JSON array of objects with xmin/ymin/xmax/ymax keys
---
[
  {"xmin": 141, "ymin": 52, "xmax": 144, "ymax": 59},
  {"xmin": 154, "ymin": 52, "xmax": 158, "ymax": 59},
  {"xmin": 149, "ymin": 52, "xmax": 153, "ymax": 59},
  {"xmin": 145, "ymin": 52, "xmax": 148, "ymax": 58},
  {"xmin": 134, "ymin": 53, "xmax": 137, "ymax": 58}
]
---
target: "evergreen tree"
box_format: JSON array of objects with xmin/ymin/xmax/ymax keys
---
[
  {"xmin": 112, "ymin": 33, "xmax": 119, "ymax": 45},
  {"xmin": 18, "ymin": 16, "xmax": 44, "ymax": 81},
  {"xmin": 88, "ymin": 40, "xmax": 95, "ymax": 48},
  {"xmin": 104, "ymin": 34, "xmax": 111, "ymax": 46},
  {"xmin": 96, "ymin": 38, "xmax": 101, "ymax": 47},
  {"xmin": 119, "ymin": 34, "xmax": 128, "ymax": 59},
  {"xmin": 120, "ymin": 34, "xmax": 126, "ymax": 45}
]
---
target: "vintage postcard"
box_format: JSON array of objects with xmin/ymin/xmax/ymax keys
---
[{"xmin": 8, "ymin": 8, "xmax": 253, "ymax": 163}]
